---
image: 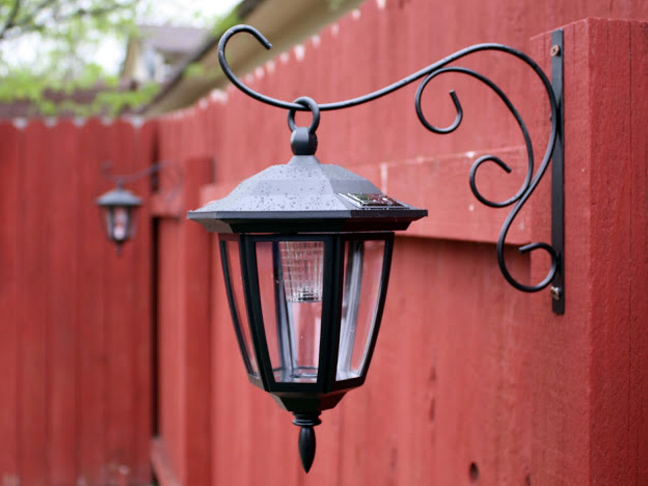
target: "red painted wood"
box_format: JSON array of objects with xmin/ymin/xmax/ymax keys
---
[
  {"xmin": 628, "ymin": 21, "xmax": 648, "ymax": 484},
  {"xmin": 77, "ymin": 118, "xmax": 110, "ymax": 486},
  {"xmin": 131, "ymin": 120, "xmax": 155, "ymax": 485},
  {"xmin": 0, "ymin": 117, "xmax": 156, "ymax": 486},
  {"xmin": 158, "ymin": 217, "xmax": 183, "ymax": 480},
  {"xmin": 150, "ymin": 438, "xmax": 180, "ymax": 486},
  {"xmin": 47, "ymin": 121, "xmax": 79, "ymax": 486},
  {"xmin": 178, "ymin": 156, "xmax": 213, "ymax": 486},
  {"xmin": 150, "ymin": 193, "xmax": 183, "ymax": 218},
  {"xmin": 18, "ymin": 120, "xmax": 50, "ymax": 486},
  {"xmin": 587, "ymin": 20, "xmax": 634, "ymax": 486},
  {"xmin": 530, "ymin": 19, "xmax": 648, "ymax": 486},
  {"xmin": 153, "ymin": 154, "xmax": 213, "ymax": 486},
  {"xmin": 0, "ymin": 122, "xmax": 20, "ymax": 486},
  {"xmin": 103, "ymin": 120, "xmax": 135, "ymax": 484}
]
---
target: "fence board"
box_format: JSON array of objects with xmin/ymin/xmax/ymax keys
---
[
  {"xmin": 19, "ymin": 121, "xmax": 50, "ymax": 486},
  {"xmin": 77, "ymin": 119, "xmax": 110, "ymax": 486},
  {"xmin": 104, "ymin": 120, "xmax": 135, "ymax": 482},
  {"xmin": 0, "ymin": 122, "xmax": 20, "ymax": 486},
  {"xmin": 47, "ymin": 121, "xmax": 80, "ymax": 486},
  {"xmin": 132, "ymin": 121, "xmax": 156, "ymax": 484},
  {"xmin": 629, "ymin": 21, "xmax": 648, "ymax": 484}
]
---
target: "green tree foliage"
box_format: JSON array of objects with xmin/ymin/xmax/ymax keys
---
[{"xmin": 0, "ymin": 0, "xmax": 198, "ymax": 117}]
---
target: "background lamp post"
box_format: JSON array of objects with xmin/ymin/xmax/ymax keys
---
[
  {"xmin": 188, "ymin": 96, "xmax": 427, "ymax": 472},
  {"xmin": 188, "ymin": 25, "xmax": 565, "ymax": 472}
]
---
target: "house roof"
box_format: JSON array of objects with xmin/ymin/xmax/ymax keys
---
[
  {"xmin": 139, "ymin": 0, "xmax": 365, "ymax": 116},
  {"xmin": 138, "ymin": 25, "xmax": 209, "ymax": 57}
]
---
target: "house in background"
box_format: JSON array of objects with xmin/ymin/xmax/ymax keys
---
[{"xmin": 121, "ymin": 25, "xmax": 209, "ymax": 86}]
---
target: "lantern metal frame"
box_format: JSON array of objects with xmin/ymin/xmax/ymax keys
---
[
  {"xmin": 221, "ymin": 232, "xmax": 394, "ymax": 399},
  {"xmin": 218, "ymin": 230, "xmax": 395, "ymax": 471},
  {"xmin": 215, "ymin": 25, "xmax": 566, "ymax": 315}
]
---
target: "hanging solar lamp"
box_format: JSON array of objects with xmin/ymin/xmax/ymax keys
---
[
  {"xmin": 188, "ymin": 97, "xmax": 426, "ymax": 472},
  {"xmin": 96, "ymin": 181, "xmax": 142, "ymax": 254}
]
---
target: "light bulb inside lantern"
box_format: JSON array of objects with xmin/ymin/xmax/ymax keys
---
[
  {"xmin": 279, "ymin": 241, "xmax": 324, "ymax": 303},
  {"xmin": 112, "ymin": 207, "xmax": 129, "ymax": 241}
]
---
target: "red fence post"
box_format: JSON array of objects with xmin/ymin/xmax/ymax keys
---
[
  {"xmin": 153, "ymin": 155, "xmax": 213, "ymax": 486},
  {"xmin": 530, "ymin": 19, "xmax": 648, "ymax": 486}
]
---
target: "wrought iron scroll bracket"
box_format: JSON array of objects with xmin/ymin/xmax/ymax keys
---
[
  {"xmin": 217, "ymin": 25, "xmax": 566, "ymax": 314},
  {"xmin": 101, "ymin": 160, "xmax": 184, "ymax": 205}
]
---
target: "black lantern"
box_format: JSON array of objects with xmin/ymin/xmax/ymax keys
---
[
  {"xmin": 188, "ymin": 98, "xmax": 427, "ymax": 471},
  {"xmin": 96, "ymin": 182, "xmax": 142, "ymax": 254}
]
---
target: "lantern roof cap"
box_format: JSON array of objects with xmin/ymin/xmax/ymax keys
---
[
  {"xmin": 96, "ymin": 185, "xmax": 142, "ymax": 207},
  {"xmin": 187, "ymin": 155, "xmax": 427, "ymax": 233}
]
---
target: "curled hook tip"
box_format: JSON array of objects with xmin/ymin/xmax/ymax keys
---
[{"xmin": 228, "ymin": 24, "xmax": 272, "ymax": 49}]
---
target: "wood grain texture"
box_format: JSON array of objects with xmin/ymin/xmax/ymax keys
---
[{"xmin": 628, "ymin": 21, "xmax": 648, "ymax": 485}]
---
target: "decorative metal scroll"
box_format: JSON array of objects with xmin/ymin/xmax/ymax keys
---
[
  {"xmin": 101, "ymin": 160, "xmax": 184, "ymax": 204},
  {"xmin": 217, "ymin": 24, "xmax": 565, "ymax": 313}
]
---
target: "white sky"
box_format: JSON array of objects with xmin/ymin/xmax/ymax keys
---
[{"xmin": 139, "ymin": 0, "xmax": 241, "ymax": 27}]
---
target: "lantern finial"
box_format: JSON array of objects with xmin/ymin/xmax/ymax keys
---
[{"xmin": 293, "ymin": 413, "xmax": 321, "ymax": 473}]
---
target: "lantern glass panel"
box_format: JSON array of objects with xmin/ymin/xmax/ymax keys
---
[
  {"xmin": 222, "ymin": 239, "xmax": 259, "ymax": 376},
  {"xmin": 103, "ymin": 206, "xmax": 137, "ymax": 243},
  {"xmin": 103, "ymin": 207, "xmax": 115, "ymax": 240},
  {"xmin": 112, "ymin": 207, "xmax": 129, "ymax": 241},
  {"xmin": 336, "ymin": 239, "xmax": 385, "ymax": 381},
  {"xmin": 255, "ymin": 240, "xmax": 324, "ymax": 383}
]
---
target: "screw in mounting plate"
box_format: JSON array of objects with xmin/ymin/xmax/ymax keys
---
[
  {"xmin": 550, "ymin": 286, "xmax": 561, "ymax": 300},
  {"xmin": 550, "ymin": 45, "xmax": 561, "ymax": 57}
]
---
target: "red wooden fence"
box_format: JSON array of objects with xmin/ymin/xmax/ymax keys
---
[
  {"xmin": 0, "ymin": 119, "xmax": 155, "ymax": 486},
  {"xmin": 1, "ymin": 1, "xmax": 648, "ymax": 486},
  {"xmin": 151, "ymin": 2, "xmax": 648, "ymax": 485}
]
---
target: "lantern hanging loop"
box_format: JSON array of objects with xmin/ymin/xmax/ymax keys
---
[
  {"xmin": 288, "ymin": 97, "xmax": 320, "ymax": 155},
  {"xmin": 287, "ymin": 96, "xmax": 320, "ymax": 133}
]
